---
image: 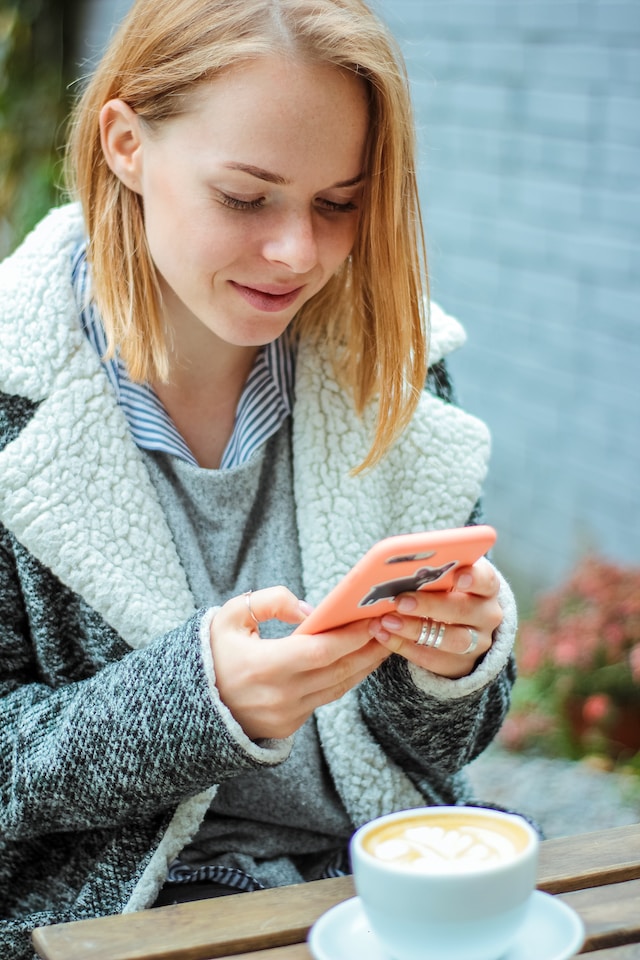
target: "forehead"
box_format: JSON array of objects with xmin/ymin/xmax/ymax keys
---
[{"xmin": 152, "ymin": 56, "xmax": 370, "ymax": 181}]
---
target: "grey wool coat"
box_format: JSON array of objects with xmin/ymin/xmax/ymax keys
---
[{"xmin": 0, "ymin": 205, "xmax": 517, "ymax": 958}]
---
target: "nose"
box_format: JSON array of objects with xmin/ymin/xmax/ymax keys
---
[{"xmin": 262, "ymin": 211, "xmax": 319, "ymax": 275}]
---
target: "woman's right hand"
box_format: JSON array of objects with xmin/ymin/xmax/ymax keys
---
[{"xmin": 209, "ymin": 586, "xmax": 390, "ymax": 741}]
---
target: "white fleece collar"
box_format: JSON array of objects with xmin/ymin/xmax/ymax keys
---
[
  {"xmin": 292, "ymin": 337, "xmax": 490, "ymax": 606},
  {"xmin": 0, "ymin": 206, "xmax": 196, "ymax": 647}
]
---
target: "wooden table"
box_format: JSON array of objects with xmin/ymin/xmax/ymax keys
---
[{"xmin": 32, "ymin": 822, "xmax": 640, "ymax": 960}]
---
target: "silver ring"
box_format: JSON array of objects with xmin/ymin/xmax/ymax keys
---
[
  {"xmin": 462, "ymin": 627, "xmax": 479, "ymax": 656},
  {"xmin": 416, "ymin": 619, "xmax": 446, "ymax": 648},
  {"xmin": 243, "ymin": 590, "xmax": 260, "ymax": 628},
  {"xmin": 427, "ymin": 621, "xmax": 446, "ymax": 649}
]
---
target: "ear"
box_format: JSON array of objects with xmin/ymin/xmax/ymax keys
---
[{"xmin": 99, "ymin": 99, "xmax": 144, "ymax": 194}]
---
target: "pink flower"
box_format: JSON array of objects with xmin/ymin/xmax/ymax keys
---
[
  {"xmin": 553, "ymin": 638, "xmax": 580, "ymax": 668},
  {"xmin": 603, "ymin": 622, "xmax": 626, "ymax": 649},
  {"xmin": 517, "ymin": 628, "xmax": 547, "ymax": 674},
  {"xmin": 510, "ymin": 556, "xmax": 640, "ymax": 764},
  {"xmin": 581, "ymin": 693, "xmax": 612, "ymax": 726}
]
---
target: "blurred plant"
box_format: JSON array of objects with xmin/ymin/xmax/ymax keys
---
[
  {"xmin": 500, "ymin": 555, "xmax": 640, "ymax": 772},
  {"xmin": 0, "ymin": 0, "xmax": 80, "ymax": 258}
]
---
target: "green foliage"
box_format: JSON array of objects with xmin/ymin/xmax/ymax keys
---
[{"xmin": 0, "ymin": 0, "xmax": 77, "ymax": 257}]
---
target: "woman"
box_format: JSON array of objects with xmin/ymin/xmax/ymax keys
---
[{"xmin": 0, "ymin": 0, "xmax": 516, "ymax": 955}]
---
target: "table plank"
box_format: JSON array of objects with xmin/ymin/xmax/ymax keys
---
[
  {"xmin": 206, "ymin": 943, "xmax": 640, "ymax": 960},
  {"xmin": 225, "ymin": 882, "xmax": 640, "ymax": 960},
  {"xmin": 32, "ymin": 877, "xmax": 354, "ymax": 960},
  {"xmin": 584, "ymin": 947, "xmax": 640, "ymax": 959},
  {"xmin": 538, "ymin": 824, "xmax": 640, "ymax": 894},
  {"xmin": 563, "ymin": 879, "xmax": 640, "ymax": 954},
  {"xmin": 219, "ymin": 947, "xmax": 311, "ymax": 959}
]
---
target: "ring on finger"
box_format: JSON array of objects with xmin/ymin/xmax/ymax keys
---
[
  {"xmin": 415, "ymin": 618, "xmax": 446, "ymax": 649},
  {"xmin": 243, "ymin": 590, "xmax": 260, "ymax": 628},
  {"xmin": 462, "ymin": 627, "xmax": 479, "ymax": 656},
  {"xmin": 428, "ymin": 621, "xmax": 446, "ymax": 649}
]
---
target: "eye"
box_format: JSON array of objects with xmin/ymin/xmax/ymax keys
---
[
  {"xmin": 218, "ymin": 193, "xmax": 265, "ymax": 211},
  {"xmin": 316, "ymin": 197, "xmax": 359, "ymax": 214}
]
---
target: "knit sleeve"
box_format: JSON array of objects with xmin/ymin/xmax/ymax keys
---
[
  {"xmin": 0, "ymin": 524, "xmax": 290, "ymax": 841},
  {"xmin": 356, "ymin": 560, "xmax": 517, "ymax": 801},
  {"xmin": 357, "ymin": 640, "xmax": 516, "ymax": 801}
]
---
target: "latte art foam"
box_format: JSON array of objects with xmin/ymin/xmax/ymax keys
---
[{"xmin": 363, "ymin": 813, "xmax": 529, "ymax": 873}]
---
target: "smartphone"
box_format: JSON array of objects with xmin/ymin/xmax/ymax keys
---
[{"xmin": 293, "ymin": 525, "xmax": 496, "ymax": 635}]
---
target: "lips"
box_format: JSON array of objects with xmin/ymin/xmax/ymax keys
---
[{"xmin": 230, "ymin": 281, "xmax": 304, "ymax": 313}]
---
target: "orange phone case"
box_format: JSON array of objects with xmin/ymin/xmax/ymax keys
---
[{"xmin": 293, "ymin": 525, "xmax": 496, "ymax": 635}]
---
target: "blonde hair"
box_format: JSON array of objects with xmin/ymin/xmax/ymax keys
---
[{"xmin": 66, "ymin": 0, "xmax": 428, "ymax": 472}]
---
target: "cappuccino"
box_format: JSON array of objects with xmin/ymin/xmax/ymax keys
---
[
  {"xmin": 350, "ymin": 806, "xmax": 540, "ymax": 960},
  {"xmin": 362, "ymin": 810, "xmax": 530, "ymax": 872}
]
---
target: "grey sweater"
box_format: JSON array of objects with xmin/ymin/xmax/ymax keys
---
[
  {"xmin": 0, "ymin": 205, "xmax": 517, "ymax": 959},
  {"xmin": 143, "ymin": 432, "xmax": 352, "ymax": 893}
]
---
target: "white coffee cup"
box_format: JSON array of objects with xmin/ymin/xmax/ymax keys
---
[{"xmin": 350, "ymin": 805, "xmax": 539, "ymax": 960}]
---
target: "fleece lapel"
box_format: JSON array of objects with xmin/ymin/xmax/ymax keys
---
[
  {"xmin": 291, "ymin": 323, "xmax": 491, "ymax": 608},
  {"xmin": 0, "ymin": 372, "xmax": 195, "ymax": 648},
  {"xmin": 0, "ymin": 205, "xmax": 195, "ymax": 649},
  {"xmin": 291, "ymin": 315, "xmax": 492, "ymax": 825}
]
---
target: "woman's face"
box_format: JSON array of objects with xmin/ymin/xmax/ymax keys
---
[{"xmin": 104, "ymin": 56, "xmax": 369, "ymax": 355}]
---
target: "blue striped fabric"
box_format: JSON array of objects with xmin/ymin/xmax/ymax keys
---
[{"xmin": 71, "ymin": 243, "xmax": 295, "ymax": 469}]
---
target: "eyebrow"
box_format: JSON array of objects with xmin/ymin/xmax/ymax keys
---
[{"xmin": 223, "ymin": 162, "xmax": 364, "ymax": 189}]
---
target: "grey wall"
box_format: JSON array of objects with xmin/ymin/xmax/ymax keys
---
[
  {"xmin": 76, "ymin": 0, "xmax": 132, "ymax": 65},
  {"xmin": 374, "ymin": 0, "xmax": 639, "ymax": 599},
  {"xmin": 79, "ymin": 0, "xmax": 640, "ymax": 601}
]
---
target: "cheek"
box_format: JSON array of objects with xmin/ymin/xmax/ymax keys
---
[
  {"xmin": 141, "ymin": 188, "xmax": 186, "ymax": 264},
  {"xmin": 142, "ymin": 193, "xmax": 216, "ymax": 272},
  {"xmin": 140, "ymin": 163, "xmax": 209, "ymax": 257},
  {"xmin": 324, "ymin": 219, "xmax": 360, "ymax": 269}
]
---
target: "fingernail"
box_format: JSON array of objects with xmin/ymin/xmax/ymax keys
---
[
  {"xmin": 396, "ymin": 596, "xmax": 417, "ymax": 613},
  {"xmin": 457, "ymin": 574, "xmax": 473, "ymax": 590},
  {"xmin": 298, "ymin": 600, "xmax": 314, "ymax": 616},
  {"xmin": 381, "ymin": 614, "xmax": 403, "ymax": 630}
]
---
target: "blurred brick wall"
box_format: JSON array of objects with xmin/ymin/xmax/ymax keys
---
[{"xmin": 376, "ymin": 0, "xmax": 640, "ymax": 597}]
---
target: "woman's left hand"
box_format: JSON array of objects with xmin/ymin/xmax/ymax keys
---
[{"xmin": 367, "ymin": 557, "xmax": 503, "ymax": 679}]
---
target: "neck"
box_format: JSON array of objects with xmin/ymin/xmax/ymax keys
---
[{"xmin": 152, "ymin": 338, "xmax": 260, "ymax": 470}]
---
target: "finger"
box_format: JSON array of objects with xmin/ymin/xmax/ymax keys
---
[
  {"xmin": 373, "ymin": 615, "xmax": 490, "ymax": 658},
  {"xmin": 393, "ymin": 588, "xmax": 503, "ymax": 638},
  {"xmin": 452, "ymin": 557, "xmax": 500, "ymax": 598},
  {"xmin": 291, "ymin": 617, "xmax": 383, "ymax": 663},
  {"xmin": 299, "ymin": 638, "xmax": 390, "ymax": 712},
  {"xmin": 219, "ymin": 586, "xmax": 313, "ymax": 633},
  {"xmin": 370, "ymin": 620, "xmax": 492, "ymax": 680},
  {"xmin": 412, "ymin": 620, "xmax": 485, "ymax": 656}
]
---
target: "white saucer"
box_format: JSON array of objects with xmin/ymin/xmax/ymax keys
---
[{"xmin": 308, "ymin": 890, "xmax": 585, "ymax": 960}]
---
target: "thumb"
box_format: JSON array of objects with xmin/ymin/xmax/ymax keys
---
[{"xmin": 238, "ymin": 586, "xmax": 314, "ymax": 629}]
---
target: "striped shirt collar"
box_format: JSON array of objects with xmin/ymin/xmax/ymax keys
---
[{"xmin": 71, "ymin": 242, "xmax": 295, "ymax": 469}]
